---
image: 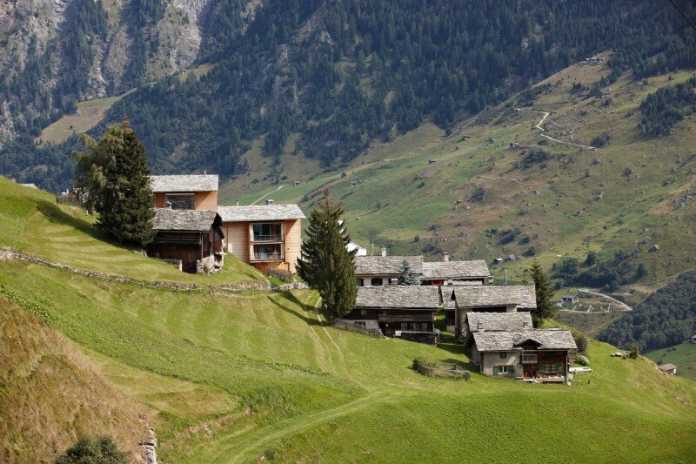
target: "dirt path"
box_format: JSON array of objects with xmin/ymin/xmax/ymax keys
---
[
  {"xmin": 534, "ymin": 111, "xmax": 597, "ymax": 151},
  {"xmin": 252, "ymin": 184, "xmax": 285, "ymax": 205},
  {"xmin": 577, "ymin": 288, "xmax": 633, "ymax": 311}
]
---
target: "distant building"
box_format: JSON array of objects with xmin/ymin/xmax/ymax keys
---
[
  {"xmin": 690, "ymin": 335, "xmax": 696, "ymax": 344},
  {"xmin": 355, "ymin": 255, "xmax": 424, "ymax": 287},
  {"xmin": 347, "ymin": 241, "xmax": 368, "ymax": 256},
  {"xmin": 658, "ymin": 364, "xmax": 677, "ymax": 375},
  {"xmin": 218, "ymin": 202, "xmax": 305, "ymax": 273},
  {"xmin": 147, "ymin": 209, "xmax": 224, "ymax": 273},
  {"xmin": 150, "ymin": 175, "xmax": 219, "ymax": 211},
  {"xmin": 561, "ymin": 295, "xmax": 578, "ymax": 305},
  {"xmin": 340, "ymin": 286, "xmax": 443, "ymax": 344}
]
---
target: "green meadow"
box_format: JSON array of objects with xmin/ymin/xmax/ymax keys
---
[{"xmin": 648, "ymin": 343, "xmax": 696, "ymax": 380}]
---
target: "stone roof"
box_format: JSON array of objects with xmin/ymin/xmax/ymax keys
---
[
  {"xmin": 355, "ymin": 256, "xmax": 423, "ymax": 276},
  {"xmin": 422, "ymin": 260, "xmax": 490, "ymax": 279},
  {"xmin": 355, "ymin": 286, "xmax": 442, "ymax": 309},
  {"xmin": 658, "ymin": 363, "xmax": 677, "ymax": 372},
  {"xmin": 152, "ymin": 208, "xmax": 219, "ymax": 231},
  {"xmin": 218, "ymin": 204, "xmax": 305, "ymax": 222},
  {"xmin": 450, "ymin": 285, "xmax": 537, "ymax": 309},
  {"xmin": 473, "ymin": 329, "xmax": 577, "ymax": 352},
  {"xmin": 150, "ymin": 175, "xmax": 219, "ymax": 193},
  {"xmin": 466, "ymin": 312, "xmax": 534, "ymax": 332}
]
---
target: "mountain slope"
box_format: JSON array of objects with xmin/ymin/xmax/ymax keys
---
[
  {"xmin": 0, "ymin": 185, "xmax": 695, "ymax": 463},
  {"xmin": 0, "ymin": 298, "xmax": 148, "ymax": 463}
]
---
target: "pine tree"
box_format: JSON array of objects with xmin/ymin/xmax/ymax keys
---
[
  {"xmin": 398, "ymin": 259, "xmax": 420, "ymax": 285},
  {"xmin": 530, "ymin": 261, "xmax": 555, "ymax": 326},
  {"xmin": 74, "ymin": 120, "xmax": 154, "ymax": 246},
  {"xmin": 297, "ymin": 193, "xmax": 357, "ymax": 319}
]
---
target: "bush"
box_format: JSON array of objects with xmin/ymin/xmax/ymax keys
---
[
  {"xmin": 629, "ymin": 343, "xmax": 640, "ymax": 359},
  {"xmin": 56, "ymin": 437, "xmax": 127, "ymax": 464},
  {"xmin": 572, "ymin": 330, "xmax": 589, "ymax": 354},
  {"xmin": 267, "ymin": 268, "xmax": 293, "ymax": 283},
  {"xmin": 591, "ymin": 132, "xmax": 610, "ymax": 147},
  {"xmin": 576, "ymin": 354, "xmax": 591, "ymax": 366},
  {"xmin": 517, "ymin": 148, "xmax": 551, "ymax": 170}
]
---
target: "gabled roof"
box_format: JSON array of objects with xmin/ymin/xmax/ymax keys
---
[
  {"xmin": 473, "ymin": 329, "xmax": 576, "ymax": 352},
  {"xmin": 150, "ymin": 175, "xmax": 219, "ymax": 193},
  {"xmin": 422, "ymin": 259, "xmax": 491, "ymax": 279},
  {"xmin": 466, "ymin": 312, "xmax": 533, "ymax": 332},
  {"xmin": 355, "ymin": 286, "xmax": 442, "ymax": 310},
  {"xmin": 355, "ymin": 256, "xmax": 423, "ymax": 276},
  {"xmin": 153, "ymin": 208, "xmax": 220, "ymax": 232},
  {"xmin": 450, "ymin": 285, "xmax": 537, "ymax": 309},
  {"xmin": 218, "ymin": 204, "xmax": 305, "ymax": 222}
]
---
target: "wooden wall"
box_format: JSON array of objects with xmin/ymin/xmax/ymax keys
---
[
  {"xmin": 224, "ymin": 222, "xmax": 249, "ymax": 262},
  {"xmin": 283, "ymin": 219, "xmax": 302, "ymax": 273}
]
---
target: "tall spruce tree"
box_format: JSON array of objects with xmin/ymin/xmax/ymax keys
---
[
  {"xmin": 530, "ymin": 261, "xmax": 555, "ymax": 326},
  {"xmin": 297, "ymin": 194, "xmax": 357, "ymax": 319},
  {"xmin": 74, "ymin": 121, "xmax": 154, "ymax": 246}
]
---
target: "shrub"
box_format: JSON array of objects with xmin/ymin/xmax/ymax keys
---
[
  {"xmin": 517, "ymin": 149, "xmax": 551, "ymax": 170},
  {"xmin": 572, "ymin": 330, "xmax": 589, "ymax": 354},
  {"xmin": 267, "ymin": 269, "xmax": 293, "ymax": 283},
  {"xmin": 56, "ymin": 437, "xmax": 127, "ymax": 464},
  {"xmin": 576, "ymin": 354, "xmax": 591, "ymax": 366},
  {"xmin": 629, "ymin": 343, "xmax": 640, "ymax": 359},
  {"xmin": 591, "ymin": 132, "xmax": 610, "ymax": 147}
]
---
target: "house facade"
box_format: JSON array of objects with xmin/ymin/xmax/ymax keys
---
[
  {"xmin": 340, "ymin": 286, "xmax": 443, "ymax": 344},
  {"xmin": 218, "ymin": 202, "xmax": 305, "ymax": 273},
  {"xmin": 147, "ymin": 209, "xmax": 224, "ymax": 273},
  {"xmin": 471, "ymin": 327, "xmax": 577, "ymax": 382},
  {"xmin": 150, "ymin": 175, "xmax": 219, "ymax": 211}
]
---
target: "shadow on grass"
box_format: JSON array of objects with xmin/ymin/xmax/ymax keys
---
[
  {"xmin": 267, "ymin": 293, "xmax": 324, "ymax": 326},
  {"xmin": 37, "ymin": 200, "xmax": 100, "ymax": 238}
]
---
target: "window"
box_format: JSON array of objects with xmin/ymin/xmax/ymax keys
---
[
  {"xmin": 253, "ymin": 243, "xmax": 282, "ymax": 261},
  {"xmin": 522, "ymin": 353, "xmax": 538, "ymax": 364},
  {"xmin": 493, "ymin": 365, "xmax": 512, "ymax": 376},
  {"xmin": 358, "ymin": 278, "xmax": 364, "ymax": 287},
  {"xmin": 165, "ymin": 193, "xmax": 195, "ymax": 209},
  {"xmin": 371, "ymin": 278, "xmax": 383, "ymax": 286},
  {"xmin": 499, "ymin": 352, "xmax": 508, "ymax": 359},
  {"xmin": 252, "ymin": 223, "xmax": 282, "ymax": 242}
]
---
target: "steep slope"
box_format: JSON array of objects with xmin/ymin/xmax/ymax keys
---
[
  {"xmin": 222, "ymin": 61, "xmax": 696, "ymax": 291},
  {"xmin": 0, "ymin": 298, "xmax": 147, "ymax": 463}
]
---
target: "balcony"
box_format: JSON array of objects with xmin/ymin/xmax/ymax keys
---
[
  {"xmin": 251, "ymin": 223, "xmax": 283, "ymax": 243},
  {"xmin": 252, "ymin": 243, "xmax": 283, "ymax": 262}
]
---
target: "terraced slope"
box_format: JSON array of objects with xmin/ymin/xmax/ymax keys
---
[
  {"xmin": 0, "ymin": 178, "xmax": 265, "ymax": 285},
  {"xmin": 2, "ymin": 258, "xmax": 695, "ymax": 463}
]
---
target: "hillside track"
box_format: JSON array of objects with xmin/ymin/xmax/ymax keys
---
[{"xmin": 533, "ymin": 110, "xmax": 597, "ymax": 150}]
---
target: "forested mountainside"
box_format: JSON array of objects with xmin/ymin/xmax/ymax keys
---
[
  {"xmin": 600, "ymin": 271, "xmax": 696, "ymax": 352},
  {"xmin": 1, "ymin": 0, "xmax": 695, "ymax": 191}
]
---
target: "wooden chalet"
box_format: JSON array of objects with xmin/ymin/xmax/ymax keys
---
[
  {"xmin": 217, "ymin": 202, "xmax": 305, "ymax": 273},
  {"xmin": 471, "ymin": 327, "xmax": 577, "ymax": 382},
  {"xmin": 449, "ymin": 285, "xmax": 537, "ymax": 337},
  {"xmin": 342, "ymin": 286, "xmax": 443, "ymax": 344},
  {"xmin": 147, "ymin": 208, "xmax": 224, "ymax": 273},
  {"xmin": 150, "ymin": 174, "xmax": 219, "ymax": 211},
  {"xmin": 421, "ymin": 258, "xmax": 491, "ymax": 286}
]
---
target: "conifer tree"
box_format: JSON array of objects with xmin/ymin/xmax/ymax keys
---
[
  {"xmin": 297, "ymin": 193, "xmax": 357, "ymax": 319},
  {"xmin": 530, "ymin": 261, "xmax": 555, "ymax": 326},
  {"xmin": 74, "ymin": 120, "xmax": 154, "ymax": 246},
  {"xmin": 398, "ymin": 259, "xmax": 420, "ymax": 285}
]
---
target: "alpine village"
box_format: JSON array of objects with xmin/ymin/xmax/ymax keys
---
[{"xmin": 1, "ymin": 2, "xmax": 696, "ymax": 464}]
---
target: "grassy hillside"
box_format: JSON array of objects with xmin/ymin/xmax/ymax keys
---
[
  {"xmin": 0, "ymin": 298, "xmax": 147, "ymax": 463},
  {"xmin": 0, "ymin": 177, "xmax": 265, "ymax": 285},
  {"xmin": 1, "ymin": 256, "xmax": 695, "ymax": 463},
  {"xmin": 648, "ymin": 343, "xmax": 696, "ymax": 380},
  {"xmin": 222, "ymin": 60, "xmax": 696, "ymax": 291}
]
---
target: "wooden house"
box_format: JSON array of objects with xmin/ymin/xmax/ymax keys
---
[
  {"xmin": 147, "ymin": 208, "xmax": 224, "ymax": 273},
  {"xmin": 217, "ymin": 202, "xmax": 305, "ymax": 273},
  {"xmin": 150, "ymin": 175, "xmax": 219, "ymax": 211},
  {"xmin": 421, "ymin": 258, "xmax": 491, "ymax": 286},
  {"xmin": 341, "ymin": 286, "xmax": 443, "ymax": 344},
  {"xmin": 355, "ymin": 255, "xmax": 424, "ymax": 286},
  {"xmin": 471, "ymin": 328, "xmax": 576, "ymax": 382},
  {"xmin": 449, "ymin": 285, "xmax": 537, "ymax": 337}
]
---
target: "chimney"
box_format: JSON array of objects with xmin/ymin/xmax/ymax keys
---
[
  {"xmin": 443, "ymin": 252, "xmax": 450, "ymax": 262},
  {"xmin": 381, "ymin": 247, "xmax": 387, "ymax": 257},
  {"xmin": 266, "ymin": 199, "xmax": 274, "ymax": 205}
]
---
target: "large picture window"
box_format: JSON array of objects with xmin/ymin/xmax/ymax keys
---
[
  {"xmin": 165, "ymin": 193, "xmax": 195, "ymax": 210},
  {"xmin": 252, "ymin": 223, "xmax": 282, "ymax": 242},
  {"xmin": 253, "ymin": 243, "xmax": 282, "ymax": 261}
]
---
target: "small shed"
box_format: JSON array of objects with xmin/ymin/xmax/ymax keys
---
[
  {"xmin": 658, "ymin": 363, "xmax": 677, "ymax": 375},
  {"xmin": 147, "ymin": 209, "xmax": 224, "ymax": 273}
]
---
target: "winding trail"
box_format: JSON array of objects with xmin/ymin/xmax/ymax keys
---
[
  {"xmin": 577, "ymin": 288, "xmax": 633, "ymax": 312},
  {"xmin": 534, "ymin": 111, "xmax": 597, "ymax": 151}
]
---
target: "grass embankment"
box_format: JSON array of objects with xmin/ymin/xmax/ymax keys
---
[
  {"xmin": 0, "ymin": 298, "xmax": 147, "ymax": 463},
  {"xmin": 0, "ymin": 178, "xmax": 265, "ymax": 285},
  {"xmin": 2, "ymin": 259, "xmax": 695, "ymax": 463},
  {"xmin": 648, "ymin": 343, "xmax": 696, "ymax": 380}
]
